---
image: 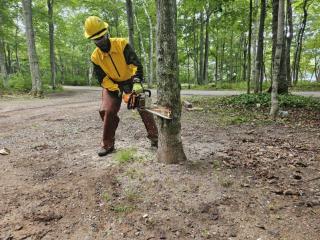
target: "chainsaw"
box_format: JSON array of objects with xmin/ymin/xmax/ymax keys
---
[{"xmin": 124, "ymin": 88, "xmax": 172, "ymax": 120}]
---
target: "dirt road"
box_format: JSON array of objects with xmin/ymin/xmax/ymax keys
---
[
  {"xmin": 0, "ymin": 88, "xmax": 319, "ymax": 239},
  {"xmin": 63, "ymin": 85, "xmax": 320, "ymax": 97}
]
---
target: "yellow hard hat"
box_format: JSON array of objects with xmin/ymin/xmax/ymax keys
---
[{"xmin": 84, "ymin": 16, "xmax": 109, "ymax": 39}]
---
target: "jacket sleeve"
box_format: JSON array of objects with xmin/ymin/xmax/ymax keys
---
[
  {"xmin": 92, "ymin": 62, "xmax": 119, "ymax": 91},
  {"xmin": 123, "ymin": 44, "xmax": 144, "ymax": 81},
  {"xmin": 92, "ymin": 62, "xmax": 106, "ymax": 84}
]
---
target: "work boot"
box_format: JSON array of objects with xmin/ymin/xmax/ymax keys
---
[{"xmin": 98, "ymin": 146, "xmax": 115, "ymax": 157}]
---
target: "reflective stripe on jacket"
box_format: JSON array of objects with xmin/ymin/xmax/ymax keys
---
[{"xmin": 91, "ymin": 38, "xmax": 138, "ymax": 91}]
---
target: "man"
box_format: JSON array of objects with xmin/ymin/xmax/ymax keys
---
[{"xmin": 84, "ymin": 16, "xmax": 158, "ymax": 157}]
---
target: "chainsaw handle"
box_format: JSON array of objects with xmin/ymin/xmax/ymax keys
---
[{"xmin": 143, "ymin": 89, "xmax": 151, "ymax": 97}]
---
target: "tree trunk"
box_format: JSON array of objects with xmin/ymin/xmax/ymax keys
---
[
  {"xmin": 242, "ymin": 35, "xmax": 247, "ymax": 82},
  {"xmin": 270, "ymin": 0, "xmax": 284, "ymax": 120},
  {"xmin": 215, "ymin": 27, "xmax": 219, "ymax": 83},
  {"xmin": 156, "ymin": 0, "xmax": 186, "ymax": 164},
  {"xmin": 315, "ymin": 56, "xmax": 320, "ymax": 82},
  {"xmin": 6, "ymin": 43, "xmax": 11, "ymax": 74},
  {"xmin": 198, "ymin": 11, "xmax": 204, "ymax": 85},
  {"xmin": 58, "ymin": 50, "xmax": 65, "ymax": 85},
  {"xmin": 254, "ymin": 0, "xmax": 266, "ymax": 93},
  {"xmin": 0, "ymin": 38, "xmax": 8, "ymax": 88},
  {"xmin": 203, "ymin": 11, "xmax": 211, "ymax": 84},
  {"xmin": 134, "ymin": 8, "xmax": 148, "ymax": 84},
  {"xmin": 292, "ymin": 0, "xmax": 309, "ymax": 85},
  {"xmin": 126, "ymin": 0, "xmax": 135, "ymax": 49},
  {"xmin": 271, "ymin": 0, "xmax": 287, "ymax": 94},
  {"xmin": 142, "ymin": 0, "xmax": 153, "ymax": 86},
  {"xmin": 247, "ymin": 0, "xmax": 253, "ymax": 94},
  {"xmin": 192, "ymin": 13, "xmax": 198, "ymax": 84},
  {"xmin": 0, "ymin": 12, "xmax": 8, "ymax": 88},
  {"xmin": 22, "ymin": 0, "xmax": 42, "ymax": 96},
  {"xmin": 286, "ymin": 0, "xmax": 293, "ymax": 86},
  {"xmin": 251, "ymin": 0, "xmax": 259, "ymax": 85},
  {"xmin": 47, "ymin": 0, "xmax": 56, "ymax": 89},
  {"xmin": 14, "ymin": 23, "xmax": 20, "ymax": 72}
]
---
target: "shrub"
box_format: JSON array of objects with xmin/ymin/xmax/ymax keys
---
[
  {"xmin": 221, "ymin": 93, "xmax": 320, "ymax": 111},
  {"xmin": 8, "ymin": 72, "xmax": 32, "ymax": 92}
]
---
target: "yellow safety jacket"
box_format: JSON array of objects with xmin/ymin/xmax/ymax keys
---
[{"xmin": 91, "ymin": 38, "xmax": 138, "ymax": 91}]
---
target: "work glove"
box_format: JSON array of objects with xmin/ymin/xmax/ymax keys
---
[{"xmin": 132, "ymin": 78, "xmax": 143, "ymax": 94}]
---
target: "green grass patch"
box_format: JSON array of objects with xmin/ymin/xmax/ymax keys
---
[
  {"xmin": 110, "ymin": 204, "xmax": 135, "ymax": 213},
  {"xmin": 102, "ymin": 192, "xmax": 111, "ymax": 202},
  {"xmin": 185, "ymin": 93, "xmax": 320, "ymax": 126},
  {"xmin": 220, "ymin": 93, "xmax": 320, "ymax": 111},
  {"xmin": 114, "ymin": 148, "xmax": 139, "ymax": 164},
  {"xmin": 292, "ymin": 81, "xmax": 320, "ymax": 91}
]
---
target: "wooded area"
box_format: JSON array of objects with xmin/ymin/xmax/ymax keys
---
[
  {"xmin": 1, "ymin": 1, "xmax": 320, "ymax": 239},
  {"xmin": 0, "ymin": 0, "xmax": 319, "ymax": 94}
]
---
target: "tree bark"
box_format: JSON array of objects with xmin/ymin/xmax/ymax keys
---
[
  {"xmin": 0, "ymin": 38, "xmax": 8, "ymax": 88},
  {"xmin": 6, "ymin": 43, "xmax": 11, "ymax": 74},
  {"xmin": 247, "ymin": 0, "xmax": 253, "ymax": 94},
  {"xmin": 254, "ymin": 0, "xmax": 266, "ymax": 93},
  {"xmin": 126, "ymin": 0, "xmax": 135, "ymax": 50},
  {"xmin": 292, "ymin": 0, "xmax": 309, "ymax": 85},
  {"xmin": 156, "ymin": 0, "xmax": 187, "ymax": 164},
  {"xmin": 286, "ymin": 0, "xmax": 293, "ymax": 86},
  {"xmin": 14, "ymin": 23, "xmax": 20, "ymax": 72},
  {"xmin": 192, "ymin": 13, "xmax": 198, "ymax": 84},
  {"xmin": 270, "ymin": 0, "xmax": 284, "ymax": 120},
  {"xmin": 133, "ymin": 8, "xmax": 148, "ymax": 84},
  {"xmin": 47, "ymin": 0, "xmax": 56, "ymax": 89},
  {"xmin": 315, "ymin": 56, "xmax": 320, "ymax": 82},
  {"xmin": 22, "ymin": 0, "xmax": 42, "ymax": 96},
  {"xmin": 271, "ymin": 0, "xmax": 287, "ymax": 94},
  {"xmin": 251, "ymin": 0, "xmax": 259, "ymax": 85},
  {"xmin": 203, "ymin": 11, "xmax": 211, "ymax": 84},
  {"xmin": 142, "ymin": 0, "xmax": 154, "ymax": 86},
  {"xmin": 198, "ymin": 11, "xmax": 204, "ymax": 85}
]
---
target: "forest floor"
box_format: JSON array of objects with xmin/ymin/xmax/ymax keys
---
[{"xmin": 0, "ymin": 88, "xmax": 319, "ymax": 240}]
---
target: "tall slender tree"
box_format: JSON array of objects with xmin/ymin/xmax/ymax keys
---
[
  {"xmin": 270, "ymin": 0, "xmax": 285, "ymax": 119},
  {"xmin": 156, "ymin": 0, "xmax": 187, "ymax": 164},
  {"xmin": 286, "ymin": 0, "xmax": 293, "ymax": 86},
  {"xmin": 198, "ymin": 10, "xmax": 204, "ymax": 85},
  {"xmin": 0, "ymin": 9, "xmax": 8, "ymax": 88},
  {"xmin": 292, "ymin": 0, "xmax": 310, "ymax": 85},
  {"xmin": 22, "ymin": 0, "xmax": 42, "ymax": 96},
  {"xmin": 47, "ymin": 0, "xmax": 56, "ymax": 89},
  {"xmin": 142, "ymin": 0, "xmax": 154, "ymax": 86},
  {"xmin": 247, "ymin": 0, "xmax": 253, "ymax": 93},
  {"xmin": 126, "ymin": 0, "xmax": 135, "ymax": 49},
  {"xmin": 254, "ymin": 0, "xmax": 266, "ymax": 93}
]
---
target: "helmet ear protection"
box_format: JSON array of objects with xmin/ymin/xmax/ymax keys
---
[{"xmin": 84, "ymin": 16, "xmax": 109, "ymax": 40}]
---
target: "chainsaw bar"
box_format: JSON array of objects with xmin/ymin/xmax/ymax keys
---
[{"xmin": 142, "ymin": 105, "xmax": 172, "ymax": 120}]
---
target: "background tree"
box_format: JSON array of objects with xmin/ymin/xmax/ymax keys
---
[
  {"xmin": 47, "ymin": 0, "xmax": 56, "ymax": 89},
  {"xmin": 292, "ymin": 0, "xmax": 310, "ymax": 85},
  {"xmin": 126, "ymin": 0, "xmax": 135, "ymax": 49},
  {"xmin": 22, "ymin": 0, "xmax": 42, "ymax": 96},
  {"xmin": 247, "ymin": 0, "xmax": 253, "ymax": 93},
  {"xmin": 270, "ymin": 0, "xmax": 285, "ymax": 119},
  {"xmin": 156, "ymin": 0, "xmax": 187, "ymax": 164},
  {"xmin": 254, "ymin": 0, "xmax": 266, "ymax": 93}
]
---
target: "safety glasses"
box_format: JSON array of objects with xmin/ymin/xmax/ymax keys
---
[{"xmin": 93, "ymin": 33, "xmax": 108, "ymax": 45}]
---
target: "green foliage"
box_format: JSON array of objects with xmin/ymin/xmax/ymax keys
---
[
  {"xmin": 114, "ymin": 148, "xmax": 138, "ymax": 164},
  {"xmin": 8, "ymin": 72, "xmax": 32, "ymax": 92},
  {"xmin": 110, "ymin": 204, "xmax": 135, "ymax": 213},
  {"xmin": 221, "ymin": 93, "xmax": 320, "ymax": 111},
  {"xmin": 292, "ymin": 81, "xmax": 320, "ymax": 91}
]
